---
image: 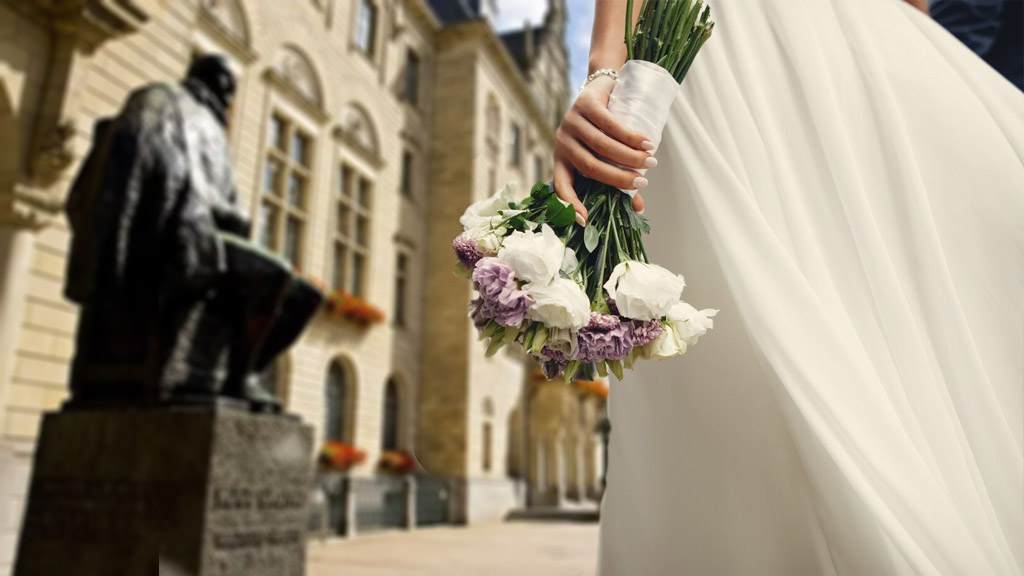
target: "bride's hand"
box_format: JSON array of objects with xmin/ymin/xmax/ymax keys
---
[{"xmin": 553, "ymin": 75, "xmax": 656, "ymax": 225}]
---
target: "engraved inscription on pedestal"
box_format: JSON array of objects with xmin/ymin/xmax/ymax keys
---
[{"xmin": 14, "ymin": 407, "xmax": 313, "ymax": 576}]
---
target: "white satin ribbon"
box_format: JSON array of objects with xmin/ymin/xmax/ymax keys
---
[{"xmin": 607, "ymin": 60, "xmax": 679, "ymax": 197}]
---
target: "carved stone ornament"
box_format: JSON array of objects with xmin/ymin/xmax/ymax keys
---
[{"xmin": 274, "ymin": 46, "xmax": 324, "ymax": 109}]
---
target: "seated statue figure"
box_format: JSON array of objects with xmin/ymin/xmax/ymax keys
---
[{"xmin": 63, "ymin": 55, "xmax": 323, "ymax": 411}]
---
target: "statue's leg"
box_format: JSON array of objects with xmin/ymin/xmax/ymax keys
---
[
  {"xmin": 252, "ymin": 276, "xmax": 323, "ymax": 373},
  {"xmin": 218, "ymin": 234, "xmax": 291, "ymax": 408}
]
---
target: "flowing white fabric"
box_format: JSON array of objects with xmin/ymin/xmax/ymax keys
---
[{"xmin": 597, "ymin": 0, "xmax": 1024, "ymax": 574}]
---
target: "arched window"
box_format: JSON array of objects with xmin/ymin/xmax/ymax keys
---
[
  {"xmin": 325, "ymin": 360, "xmax": 352, "ymax": 442},
  {"xmin": 382, "ymin": 378, "xmax": 400, "ymax": 451}
]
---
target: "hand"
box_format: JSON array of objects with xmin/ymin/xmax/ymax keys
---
[
  {"xmin": 903, "ymin": 0, "xmax": 929, "ymax": 15},
  {"xmin": 554, "ymin": 75, "xmax": 656, "ymax": 225}
]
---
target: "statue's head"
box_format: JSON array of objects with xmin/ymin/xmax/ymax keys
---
[{"xmin": 186, "ymin": 55, "xmax": 237, "ymax": 115}]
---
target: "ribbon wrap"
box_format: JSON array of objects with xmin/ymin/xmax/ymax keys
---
[{"xmin": 606, "ymin": 60, "xmax": 680, "ymax": 197}]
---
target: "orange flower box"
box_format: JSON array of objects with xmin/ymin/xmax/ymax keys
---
[
  {"xmin": 377, "ymin": 449, "xmax": 416, "ymax": 475},
  {"xmin": 319, "ymin": 441, "xmax": 367, "ymax": 472},
  {"xmin": 324, "ymin": 290, "xmax": 386, "ymax": 326}
]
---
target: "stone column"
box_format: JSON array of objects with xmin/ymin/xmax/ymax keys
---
[{"xmin": 0, "ymin": 223, "xmax": 34, "ymax": 435}]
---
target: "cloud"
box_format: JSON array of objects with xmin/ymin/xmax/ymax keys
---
[
  {"xmin": 491, "ymin": 0, "xmax": 595, "ymax": 92},
  {"xmin": 566, "ymin": 0, "xmax": 596, "ymax": 90},
  {"xmin": 493, "ymin": 0, "xmax": 549, "ymax": 32}
]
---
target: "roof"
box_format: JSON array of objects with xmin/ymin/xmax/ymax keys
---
[
  {"xmin": 498, "ymin": 25, "xmax": 548, "ymax": 71},
  {"xmin": 426, "ymin": 0, "xmax": 482, "ymax": 25}
]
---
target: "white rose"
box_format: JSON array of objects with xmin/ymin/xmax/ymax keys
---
[
  {"xmin": 460, "ymin": 182, "xmax": 517, "ymax": 232},
  {"xmin": 545, "ymin": 327, "xmax": 579, "ymax": 359},
  {"xmin": 561, "ymin": 246, "xmax": 580, "ymax": 278},
  {"xmin": 524, "ymin": 277, "xmax": 591, "ymax": 330},
  {"xmin": 638, "ymin": 302, "xmax": 718, "ymax": 360},
  {"xmin": 498, "ymin": 224, "xmax": 566, "ymax": 285},
  {"xmin": 603, "ymin": 261, "xmax": 686, "ymax": 321},
  {"xmin": 473, "ymin": 228, "xmax": 505, "ymax": 256}
]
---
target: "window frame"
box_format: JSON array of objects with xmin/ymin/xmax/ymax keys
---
[
  {"xmin": 393, "ymin": 251, "xmax": 409, "ymax": 328},
  {"xmin": 403, "ymin": 48, "xmax": 420, "ymax": 105},
  {"xmin": 354, "ymin": 0, "xmax": 379, "ymax": 58},
  {"xmin": 332, "ymin": 162, "xmax": 374, "ymax": 296},
  {"xmin": 258, "ymin": 110, "xmax": 314, "ymax": 268},
  {"xmin": 508, "ymin": 122, "xmax": 521, "ymax": 167}
]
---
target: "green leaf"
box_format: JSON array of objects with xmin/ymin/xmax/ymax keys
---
[
  {"xmin": 523, "ymin": 325, "xmax": 536, "ymax": 351},
  {"xmin": 596, "ymin": 361, "xmax": 609, "ymax": 378},
  {"xmin": 546, "ymin": 195, "xmax": 576, "ymax": 228},
  {"xmin": 502, "ymin": 325, "xmax": 520, "ymax": 344},
  {"xmin": 532, "ymin": 324, "xmax": 549, "ymax": 352},
  {"xmin": 485, "ymin": 337, "xmax": 505, "ymax": 358},
  {"xmin": 608, "ymin": 359, "xmax": 624, "ymax": 381},
  {"xmin": 454, "ymin": 263, "xmax": 473, "ymax": 278},
  {"xmin": 531, "ymin": 181, "xmax": 552, "ymax": 201},
  {"xmin": 563, "ymin": 360, "xmax": 581, "ymax": 383},
  {"xmin": 584, "ymin": 221, "xmax": 600, "ymax": 253},
  {"xmin": 579, "ymin": 362, "xmax": 596, "ymax": 382}
]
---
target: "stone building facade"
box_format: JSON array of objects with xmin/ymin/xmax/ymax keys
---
[{"xmin": 0, "ymin": 0, "xmax": 603, "ymax": 571}]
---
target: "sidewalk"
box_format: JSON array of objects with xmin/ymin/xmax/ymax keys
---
[{"xmin": 306, "ymin": 521, "xmax": 599, "ymax": 576}]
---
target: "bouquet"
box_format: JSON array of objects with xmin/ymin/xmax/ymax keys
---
[{"xmin": 453, "ymin": 0, "xmax": 718, "ymax": 382}]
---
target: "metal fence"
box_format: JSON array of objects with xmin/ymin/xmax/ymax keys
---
[
  {"xmin": 351, "ymin": 476, "xmax": 407, "ymax": 533},
  {"xmin": 415, "ymin": 477, "xmax": 451, "ymax": 527}
]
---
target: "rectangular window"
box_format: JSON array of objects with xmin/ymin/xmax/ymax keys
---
[
  {"xmin": 509, "ymin": 123, "xmax": 521, "ymax": 167},
  {"xmin": 404, "ymin": 49, "xmax": 420, "ymax": 104},
  {"xmin": 356, "ymin": 0, "xmax": 378, "ymax": 56},
  {"xmin": 334, "ymin": 164, "xmax": 373, "ymax": 296},
  {"xmin": 400, "ymin": 150, "xmax": 414, "ymax": 198},
  {"xmin": 259, "ymin": 112, "xmax": 311, "ymax": 267},
  {"xmin": 394, "ymin": 253, "xmax": 408, "ymax": 327}
]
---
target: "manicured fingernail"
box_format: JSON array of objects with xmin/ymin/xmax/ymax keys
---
[
  {"xmin": 641, "ymin": 141, "xmax": 656, "ymax": 151},
  {"xmin": 643, "ymin": 156, "xmax": 658, "ymax": 168},
  {"xmin": 638, "ymin": 207, "xmax": 645, "ymax": 215},
  {"xmin": 633, "ymin": 177, "xmax": 648, "ymax": 189},
  {"xmin": 575, "ymin": 212, "xmax": 586, "ymax": 227}
]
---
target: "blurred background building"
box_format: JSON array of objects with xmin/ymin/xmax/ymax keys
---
[{"xmin": 0, "ymin": 0, "xmax": 606, "ymax": 572}]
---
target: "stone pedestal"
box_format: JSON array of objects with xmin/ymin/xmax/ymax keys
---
[{"xmin": 14, "ymin": 406, "xmax": 313, "ymax": 576}]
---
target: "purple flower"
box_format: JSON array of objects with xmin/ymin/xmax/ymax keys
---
[
  {"xmin": 539, "ymin": 347, "xmax": 570, "ymax": 363},
  {"xmin": 453, "ymin": 234, "xmax": 484, "ymax": 269},
  {"xmin": 535, "ymin": 356, "xmax": 568, "ymax": 380},
  {"xmin": 577, "ymin": 313, "xmax": 635, "ymax": 363},
  {"xmin": 472, "ymin": 258, "xmax": 533, "ymax": 328},
  {"xmin": 630, "ymin": 319, "xmax": 663, "ymax": 348}
]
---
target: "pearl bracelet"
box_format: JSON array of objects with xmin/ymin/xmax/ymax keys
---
[{"xmin": 579, "ymin": 68, "xmax": 619, "ymax": 93}]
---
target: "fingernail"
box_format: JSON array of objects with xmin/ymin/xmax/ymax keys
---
[
  {"xmin": 638, "ymin": 207, "xmax": 645, "ymax": 215},
  {"xmin": 633, "ymin": 177, "xmax": 649, "ymax": 189},
  {"xmin": 643, "ymin": 156, "xmax": 658, "ymax": 168},
  {"xmin": 575, "ymin": 212, "xmax": 586, "ymax": 227},
  {"xmin": 641, "ymin": 141, "xmax": 655, "ymax": 151}
]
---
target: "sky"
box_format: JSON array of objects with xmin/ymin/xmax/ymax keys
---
[{"xmin": 492, "ymin": 0, "xmax": 595, "ymax": 92}]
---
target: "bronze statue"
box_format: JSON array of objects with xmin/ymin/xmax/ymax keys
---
[{"xmin": 63, "ymin": 55, "xmax": 322, "ymax": 411}]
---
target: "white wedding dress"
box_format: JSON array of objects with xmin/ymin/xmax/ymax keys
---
[{"xmin": 597, "ymin": 0, "xmax": 1024, "ymax": 574}]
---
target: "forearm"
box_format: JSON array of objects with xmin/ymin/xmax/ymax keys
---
[{"xmin": 588, "ymin": 0, "xmax": 645, "ymax": 73}]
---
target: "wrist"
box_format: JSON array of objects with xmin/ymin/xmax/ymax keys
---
[{"xmin": 589, "ymin": 53, "xmax": 625, "ymax": 75}]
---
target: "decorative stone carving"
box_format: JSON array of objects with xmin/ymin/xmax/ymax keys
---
[
  {"xmin": 199, "ymin": 0, "xmax": 249, "ymax": 45},
  {"xmin": 273, "ymin": 46, "xmax": 323, "ymax": 109},
  {"xmin": 338, "ymin": 103, "xmax": 380, "ymax": 160}
]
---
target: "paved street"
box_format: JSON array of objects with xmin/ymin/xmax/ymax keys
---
[{"xmin": 307, "ymin": 522, "xmax": 599, "ymax": 576}]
